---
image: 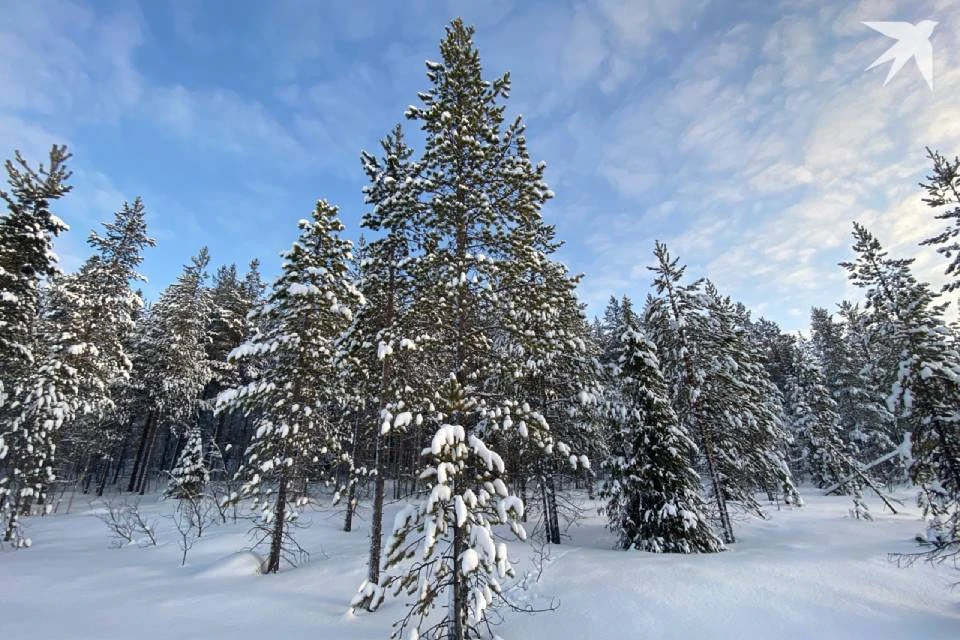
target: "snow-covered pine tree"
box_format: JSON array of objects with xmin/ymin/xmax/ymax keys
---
[
  {"xmin": 212, "ymin": 259, "xmax": 266, "ymax": 476},
  {"xmin": 2, "ymin": 306, "xmax": 85, "ymax": 544},
  {"xmin": 920, "ymin": 147, "xmax": 960, "ymax": 292},
  {"xmin": 832, "ymin": 303, "xmax": 902, "ymax": 475},
  {"xmin": 359, "ymin": 20, "xmax": 583, "ymax": 638},
  {"xmin": 787, "ymin": 337, "xmax": 871, "ymax": 519},
  {"xmin": 0, "ymin": 146, "xmax": 72, "ymax": 545},
  {"xmin": 207, "ymin": 264, "xmax": 247, "ymax": 390},
  {"xmin": 218, "ymin": 200, "xmax": 362, "ymax": 574},
  {"xmin": 502, "ymin": 257, "xmax": 604, "ymax": 546},
  {"xmin": 603, "ymin": 315, "xmax": 723, "ymax": 553},
  {"xmin": 242, "ymin": 259, "xmax": 266, "ymax": 305},
  {"xmin": 381, "ymin": 377, "xmax": 527, "ymax": 638},
  {"xmin": 597, "ymin": 295, "xmax": 636, "ymax": 367},
  {"xmin": 746, "ymin": 316, "xmax": 796, "ymax": 400},
  {"xmin": 126, "ymin": 249, "xmax": 212, "ymax": 495},
  {"xmin": 842, "ymin": 222, "xmax": 960, "ymax": 557},
  {"xmin": 645, "ymin": 245, "xmax": 801, "ymax": 545},
  {"xmin": 700, "ymin": 284, "xmax": 801, "ymax": 513},
  {"xmin": 204, "ymin": 263, "xmax": 257, "ymax": 465},
  {"xmin": 0, "ymin": 146, "xmax": 71, "ymax": 398},
  {"xmin": 809, "ymin": 306, "xmax": 893, "ymax": 469},
  {"xmin": 165, "ymin": 425, "xmax": 208, "ymax": 500},
  {"xmin": 51, "ymin": 198, "xmax": 155, "ymax": 496},
  {"xmin": 644, "ymin": 242, "xmax": 736, "ymax": 544},
  {"xmin": 339, "ymin": 124, "xmax": 426, "ymax": 588}
]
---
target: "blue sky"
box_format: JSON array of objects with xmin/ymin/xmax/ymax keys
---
[{"xmin": 2, "ymin": 0, "xmax": 958, "ymax": 330}]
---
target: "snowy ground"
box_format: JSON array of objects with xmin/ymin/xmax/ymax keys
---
[{"xmin": 1, "ymin": 490, "xmax": 958, "ymax": 640}]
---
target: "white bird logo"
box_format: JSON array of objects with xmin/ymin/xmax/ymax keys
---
[{"xmin": 863, "ymin": 20, "xmax": 938, "ymax": 89}]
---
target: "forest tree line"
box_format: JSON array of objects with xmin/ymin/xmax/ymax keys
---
[{"xmin": 1, "ymin": 19, "xmax": 959, "ymax": 640}]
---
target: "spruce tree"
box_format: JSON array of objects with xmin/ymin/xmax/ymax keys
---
[
  {"xmin": 644, "ymin": 242, "xmax": 736, "ymax": 543},
  {"xmin": 218, "ymin": 200, "xmax": 362, "ymax": 574},
  {"xmin": 603, "ymin": 316, "xmax": 723, "ymax": 553},
  {"xmin": 166, "ymin": 425, "xmax": 208, "ymax": 500}
]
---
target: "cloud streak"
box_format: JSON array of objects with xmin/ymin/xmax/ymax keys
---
[{"xmin": 1, "ymin": 0, "xmax": 958, "ymax": 331}]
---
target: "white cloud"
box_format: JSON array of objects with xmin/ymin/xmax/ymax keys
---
[
  {"xmin": 3, "ymin": 0, "xmax": 959, "ymax": 332},
  {"xmin": 148, "ymin": 85, "xmax": 306, "ymax": 159},
  {"xmin": 553, "ymin": 0, "xmax": 960, "ymax": 329}
]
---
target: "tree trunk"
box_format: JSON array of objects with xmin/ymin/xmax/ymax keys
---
[
  {"xmin": 546, "ymin": 470, "xmax": 561, "ymax": 545},
  {"xmin": 111, "ymin": 426, "xmax": 132, "ymax": 487},
  {"xmin": 266, "ymin": 474, "xmax": 287, "ymax": 574},
  {"xmin": 702, "ymin": 424, "xmax": 735, "ymax": 544},
  {"xmin": 159, "ymin": 430, "xmax": 183, "ymax": 476},
  {"xmin": 212, "ymin": 411, "xmax": 226, "ymax": 446},
  {"xmin": 520, "ymin": 474, "xmax": 527, "ymax": 523},
  {"xmin": 540, "ymin": 475, "xmax": 551, "ymax": 540},
  {"xmin": 450, "ymin": 516, "xmax": 465, "ymax": 640},
  {"xmin": 343, "ymin": 415, "xmax": 361, "ymax": 533},
  {"xmin": 367, "ymin": 259, "xmax": 397, "ymax": 584},
  {"xmin": 96, "ymin": 461, "xmax": 109, "ymax": 497},
  {"xmin": 343, "ymin": 480, "xmax": 357, "ymax": 533},
  {"xmin": 137, "ymin": 416, "xmax": 161, "ymax": 495},
  {"xmin": 368, "ymin": 429, "xmax": 386, "ymax": 584},
  {"xmin": 127, "ymin": 411, "xmax": 154, "ymax": 492}
]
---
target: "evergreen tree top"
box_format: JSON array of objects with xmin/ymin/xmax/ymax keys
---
[{"xmin": 86, "ymin": 197, "xmax": 155, "ymax": 277}]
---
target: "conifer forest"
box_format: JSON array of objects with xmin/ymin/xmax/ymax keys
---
[{"xmin": 2, "ymin": 8, "xmax": 960, "ymax": 640}]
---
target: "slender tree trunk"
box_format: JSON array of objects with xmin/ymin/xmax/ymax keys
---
[
  {"xmin": 137, "ymin": 417, "xmax": 161, "ymax": 495},
  {"xmin": 212, "ymin": 411, "xmax": 226, "ymax": 446},
  {"xmin": 110, "ymin": 425, "xmax": 132, "ymax": 488},
  {"xmin": 159, "ymin": 430, "xmax": 182, "ymax": 476},
  {"xmin": 367, "ymin": 261, "xmax": 397, "ymax": 584},
  {"xmin": 368, "ymin": 430, "xmax": 386, "ymax": 584},
  {"xmin": 450, "ymin": 516, "xmax": 465, "ymax": 640},
  {"xmin": 546, "ymin": 469, "xmax": 561, "ymax": 545},
  {"xmin": 66, "ymin": 485, "xmax": 77, "ymax": 514},
  {"xmin": 343, "ymin": 481, "xmax": 357, "ymax": 533},
  {"xmin": 344, "ymin": 414, "xmax": 361, "ymax": 532},
  {"xmin": 540, "ymin": 474, "xmax": 551, "ymax": 539},
  {"xmin": 266, "ymin": 474, "xmax": 287, "ymax": 574},
  {"xmin": 391, "ymin": 429, "xmax": 401, "ymax": 501},
  {"xmin": 127, "ymin": 412, "xmax": 154, "ymax": 492},
  {"xmin": 701, "ymin": 423, "xmax": 735, "ymax": 544},
  {"xmin": 520, "ymin": 473, "xmax": 527, "ymax": 523},
  {"xmin": 96, "ymin": 461, "xmax": 110, "ymax": 497}
]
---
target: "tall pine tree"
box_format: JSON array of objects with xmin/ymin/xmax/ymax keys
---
[
  {"xmin": 0, "ymin": 146, "xmax": 72, "ymax": 546},
  {"xmin": 355, "ymin": 20, "xmax": 586, "ymax": 638},
  {"xmin": 218, "ymin": 200, "xmax": 362, "ymax": 573}
]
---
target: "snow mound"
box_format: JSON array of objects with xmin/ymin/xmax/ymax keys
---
[{"xmin": 195, "ymin": 551, "xmax": 264, "ymax": 578}]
